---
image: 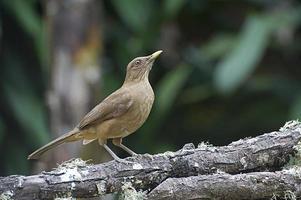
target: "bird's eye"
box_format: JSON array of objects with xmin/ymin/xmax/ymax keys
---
[{"xmin": 134, "ymin": 60, "xmax": 141, "ymax": 65}]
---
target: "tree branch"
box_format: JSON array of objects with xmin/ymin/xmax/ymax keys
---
[
  {"xmin": 148, "ymin": 168, "xmax": 301, "ymax": 200},
  {"xmin": 0, "ymin": 121, "xmax": 300, "ymax": 199}
]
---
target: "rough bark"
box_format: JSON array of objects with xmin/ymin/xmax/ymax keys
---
[
  {"xmin": 1, "ymin": 121, "xmax": 300, "ymax": 199},
  {"xmin": 148, "ymin": 169, "xmax": 301, "ymax": 200}
]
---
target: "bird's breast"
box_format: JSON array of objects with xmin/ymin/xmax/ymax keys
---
[
  {"xmin": 97, "ymin": 81, "xmax": 155, "ymax": 139},
  {"xmin": 124, "ymin": 82, "xmax": 154, "ymax": 133}
]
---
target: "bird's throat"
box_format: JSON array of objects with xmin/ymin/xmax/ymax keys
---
[{"xmin": 124, "ymin": 69, "xmax": 150, "ymax": 84}]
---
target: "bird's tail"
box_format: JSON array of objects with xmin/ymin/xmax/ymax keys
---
[{"xmin": 28, "ymin": 128, "xmax": 80, "ymax": 160}]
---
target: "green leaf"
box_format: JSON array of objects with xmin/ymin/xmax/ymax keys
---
[
  {"xmin": 4, "ymin": 139, "xmax": 29, "ymax": 175},
  {"xmin": 214, "ymin": 15, "xmax": 272, "ymax": 94},
  {"xmin": 213, "ymin": 6, "xmax": 301, "ymax": 94},
  {"xmin": 164, "ymin": 0, "xmax": 186, "ymax": 19},
  {"xmin": 2, "ymin": 0, "xmax": 41, "ymax": 36},
  {"xmin": 290, "ymin": 94, "xmax": 301, "ymax": 120},
  {"xmin": 111, "ymin": 0, "xmax": 153, "ymax": 31},
  {"xmin": 179, "ymin": 85, "xmax": 213, "ymax": 104},
  {"xmin": 202, "ymin": 34, "xmax": 237, "ymax": 60},
  {"xmin": 3, "ymin": 85, "xmax": 49, "ymax": 146},
  {"xmin": 138, "ymin": 65, "xmax": 192, "ymax": 151},
  {"xmin": 155, "ymin": 65, "xmax": 192, "ymax": 118},
  {"xmin": 0, "ymin": 117, "xmax": 5, "ymax": 144},
  {"xmin": 1, "ymin": 54, "xmax": 48, "ymax": 145},
  {"xmin": 1, "ymin": 0, "xmax": 47, "ymax": 67}
]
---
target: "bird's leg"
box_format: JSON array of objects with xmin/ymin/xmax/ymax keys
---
[
  {"xmin": 103, "ymin": 144, "xmax": 125, "ymax": 162},
  {"xmin": 112, "ymin": 137, "xmax": 137, "ymax": 156},
  {"xmin": 99, "ymin": 138, "xmax": 123, "ymax": 162}
]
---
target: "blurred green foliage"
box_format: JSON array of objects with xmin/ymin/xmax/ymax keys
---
[
  {"xmin": 0, "ymin": 0, "xmax": 49, "ymax": 175},
  {"xmin": 1, "ymin": 0, "xmax": 301, "ymax": 175}
]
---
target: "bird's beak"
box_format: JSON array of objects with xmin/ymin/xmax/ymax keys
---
[{"xmin": 148, "ymin": 50, "xmax": 163, "ymax": 62}]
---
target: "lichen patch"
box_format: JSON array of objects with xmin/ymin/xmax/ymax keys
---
[
  {"xmin": 0, "ymin": 191, "xmax": 13, "ymax": 200},
  {"xmin": 132, "ymin": 163, "xmax": 143, "ymax": 170},
  {"xmin": 60, "ymin": 167, "xmax": 82, "ymax": 182},
  {"xmin": 119, "ymin": 182, "xmax": 146, "ymax": 200},
  {"xmin": 280, "ymin": 120, "xmax": 301, "ymax": 132},
  {"xmin": 57, "ymin": 158, "xmax": 89, "ymax": 168},
  {"xmin": 96, "ymin": 181, "xmax": 106, "ymax": 195}
]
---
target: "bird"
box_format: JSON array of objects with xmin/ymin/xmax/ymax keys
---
[{"xmin": 28, "ymin": 50, "xmax": 162, "ymax": 161}]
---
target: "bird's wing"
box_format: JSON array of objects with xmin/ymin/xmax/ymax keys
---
[{"xmin": 78, "ymin": 89, "xmax": 133, "ymax": 129}]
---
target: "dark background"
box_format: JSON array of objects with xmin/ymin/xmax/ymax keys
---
[{"xmin": 0, "ymin": 0, "xmax": 301, "ymax": 175}]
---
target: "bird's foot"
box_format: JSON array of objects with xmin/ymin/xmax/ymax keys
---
[{"xmin": 130, "ymin": 152, "xmax": 138, "ymax": 157}]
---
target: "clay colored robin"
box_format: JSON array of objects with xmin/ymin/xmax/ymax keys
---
[{"xmin": 28, "ymin": 50, "xmax": 162, "ymax": 161}]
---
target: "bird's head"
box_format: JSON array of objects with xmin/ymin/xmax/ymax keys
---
[{"xmin": 124, "ymin": 50, "xmax": 162, "ymax": 83}]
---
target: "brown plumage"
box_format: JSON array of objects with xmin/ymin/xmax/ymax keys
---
[{"xmin": 28, "ymin": 50, "xmax": 162, "ymax": 161}]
